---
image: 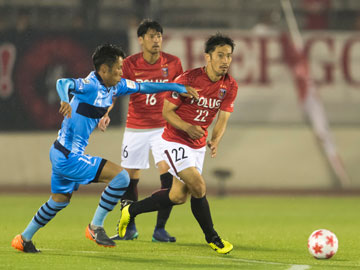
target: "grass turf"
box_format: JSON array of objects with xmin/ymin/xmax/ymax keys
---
[{"xmin": 1, "ymin": 194, "xmax": 360, "ymax": 270}]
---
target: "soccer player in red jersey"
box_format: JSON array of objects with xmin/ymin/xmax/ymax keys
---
[
  {"xmin": 100, "ymin": 20, "xmax": 183, "ymax": 242},
  {"xmin": 117, "ymin": 33, "xmax": 238, "ymax": 254}
]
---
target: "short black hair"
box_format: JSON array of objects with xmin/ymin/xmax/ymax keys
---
[
  {"xmin": 205, "ymin": 33, "xmax": 235, "ymax": 54},
  {"xmin": 92, "ymin": 43, "xmax": 126, "ymax": 71},
  {"xmin": 137, "ymin": 19, "xmax": 163, "ymax": 37}
]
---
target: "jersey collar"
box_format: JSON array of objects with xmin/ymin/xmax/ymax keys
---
[{"xmin": 94, "ymin": 71, "xmax": 105, "ymax": 86}]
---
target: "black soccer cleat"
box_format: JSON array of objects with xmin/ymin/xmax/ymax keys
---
[
  {"xmin": 152, "ymin": 228, "xmax": 176, "ymax": 242},
  {"xmin": 85, "ymin": 224, "xmax": 116, "ymax": 247}
]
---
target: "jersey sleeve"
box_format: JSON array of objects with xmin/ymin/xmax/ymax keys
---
[
  {"xmin": 173, "ymin": 71, "xmax": 190, "ymax": 86},
  {"xmin": 165, "ymin": 72, "xmax": 189, "ymax": 106},
  {"xmin": 164, "ymin": 91, "xmax": 185, "ymax": 107},
  {"xmin": 71, "ymin": 78, "xmax": 98, "ymax": 95},
  {"xmin": 220, "ymin": 80, "xmax": 238, "ymax": 112},
  {"xmin": 113, "ymin": 78, "xmax": 140, "ymax": 97}
]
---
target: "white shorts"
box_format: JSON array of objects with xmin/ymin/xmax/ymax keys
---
[
  {"xmin": 161, "ymin": 139, "xmax": 206, "ymax": 180},
  {"xmin": 121, "ymin": 128, "xmax": 165, "ymax": 169}
]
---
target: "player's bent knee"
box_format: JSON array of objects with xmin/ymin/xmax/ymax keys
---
[
  {"xmin": 170, "ymin": 197, "xmax": 186, "ymax": 205},
  {"xmin": 169, "ymin": 192, "xmax": 187, "ymax": 205},
  {"xmin": 52, "ymin": 193, "xmax": 72, "ymax": 203},
  {"xmin": 193, "ymin": 179, "xmax": 206, "ymax": 193},
  {"xmin": 190, "ymin": 184, "xmax": 206, "ymax": 198},
  {"xmin": 111, "ymin": 169, "xmax": 130, "ymax": 188},
  {"xmin": 99, "ymin": 160, "xmax": 127, "ymax": 183}
]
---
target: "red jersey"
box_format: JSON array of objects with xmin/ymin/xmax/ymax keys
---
[
  {"xmin": 122, "ymin": 52, "xmax": 183, "ymax": 129},
  {"xmin": 162, "ymin": 67, "xmax": 238, "ymax": 149}
]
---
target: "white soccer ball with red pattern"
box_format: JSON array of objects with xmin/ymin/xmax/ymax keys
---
[{"xmin": 308, "ymin": 229, "xmax": 338, "ymax": 259}]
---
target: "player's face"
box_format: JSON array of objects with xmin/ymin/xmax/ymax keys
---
[
  {"xmin": 103, "ymin": 56, "xmax": 123, "ymax": 87},
  {"xmin": 206, "ymin": 45, "xmax": 233, "ymax": 77},
  {"xmin": 139, "ymin": 28, "xmax": 162, "ymax": 54}
]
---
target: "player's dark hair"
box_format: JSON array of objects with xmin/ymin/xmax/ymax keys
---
[
  {"xmin": 92, "ymin": 43, "xmax": 126, "ymax": 71},
  {"xmin": 205, "ymin": 33, "xmax": 235, "ymax": 54},
  {"xmin": 137, "ymin": 19, "xmax": 163, "ymax": 37}
]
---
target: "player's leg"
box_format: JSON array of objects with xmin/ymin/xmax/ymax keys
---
[
  {"xmin": 87, "ymin": 160, "xmax": 129, "ymax": 247},
  {"xmin": 178, "ymin": 167, "xmax": 233, "ymax": 254},
  {"xmin": 177, "ymin": 167, "xmax": 216, "ymax": 239},
  {"xmin": 12, "ymin": 145, "xmax": 77, "ymax": 253},
  {"xmin": 152, "ymin": 131, "xmax": 176, "ymax": 242},
  {"xmin": 130, "ymin": 177, "xmax": 188, "ymax": 216},
  {"xmin": 11, "ymin": 193, "xmax": 71, "ymax": 253},
  {"xmin": 118, "ymin": 177, "xmax": 189, "ymax": 238},
  {"xmin": 113, "ymin": 129, "xmax": 151, "ymax": 240},
  {"xmin": 110, "ymin": 168, "xmax": 140, "ymax": 240},
  {"xmin": 122, "ymin": 169, "xmax": 140, "ymax": 206},
  {"xmin": 165, "ymin": 144, "xmax": 216, "ymax": 242},
  {"xmin": 165, "ymin": 142, "xmax": 232, "ymax": 254}
]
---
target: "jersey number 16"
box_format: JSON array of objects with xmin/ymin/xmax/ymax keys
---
[{"xmin": 145, "ymin": 94, "xmax": 157, "ymax": 105}]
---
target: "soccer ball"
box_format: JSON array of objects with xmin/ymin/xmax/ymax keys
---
[{"xmin": 308, "ymin": 229, "xmax": 338, "ymax": 259}]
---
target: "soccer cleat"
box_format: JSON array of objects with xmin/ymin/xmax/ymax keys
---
[
  {"xmin": 85, "ymin": 224, "xmax": 116, "ymax": 247},
  {"xmin": 117, "ymin": 203, "xmax": 132, "ymax": 238},
  {"xmin": 11, "ymin": 234, "xmax": 40, "ymax": 253},
  {"xmin": 120, "ymin": 199, "xmax": 133, "ymax": 210},
  {"xmin": 152, "ymin": 228, "xmax": 176, "ymax": 242},
  {"xmin": 208, "ymin": 235, "xmax": 233, "ymax": 254},
  {"xmin": 111, "ymin": 223, "xmax": 139, "ymax": 240}
]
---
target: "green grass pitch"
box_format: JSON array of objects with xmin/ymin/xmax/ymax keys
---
[{"xmin": 1, "ymin": 194, "xmax": 360, "ymax": 270}]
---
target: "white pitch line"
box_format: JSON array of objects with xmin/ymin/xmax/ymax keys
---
[
  {"xmin": 287, "ymin": 265, "xmax": 311, "ymax": 270},
  {"xmin": 191, "ymin": 255, "xmax": 311, "ymax": 270}
]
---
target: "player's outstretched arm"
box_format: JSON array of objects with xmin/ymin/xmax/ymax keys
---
[
  {"xmin": 56, "ymin": 79, "xmax": 74, "ymax": 118},
  {"xmin": 180, "ymin": 86, "xmax": 199, "ymax": 100},
  {"xmin": 162, "ymin": 100, "xmax": 205, "ymax": 140},
  {"xmin": 207, "ymin": 110, "xmax": 231, "ymax": 158},
  {"xmin": 139, "ymin": 82, "xmax": 199, "ymax": 99}
]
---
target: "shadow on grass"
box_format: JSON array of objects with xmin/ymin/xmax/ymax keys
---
[{"xmin": 175, "ymin": 242, "xmax": 284, "ymax": 253}]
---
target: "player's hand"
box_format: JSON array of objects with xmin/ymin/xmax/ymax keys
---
[
  {"xmin": 181, "ymin": 86, "xmax": 199, "ymax": 100},
  {"xmin": 207, "ymin": 140, "xmax": 218, "ymax": 158},
  {"xmin": 98, "ymin": 115, "xmax": 110, "ymax": 132},
  {"xmin": 59, "ymin": 101, "xmax": 72, "ymax": 118},
  {"xmin": 186, "ymin": 125, "xmax": 205, "ymax": 140}
]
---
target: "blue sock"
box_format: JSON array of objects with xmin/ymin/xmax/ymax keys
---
[
  {"xmin": 91, "ymin": 170, "xmax": 130, "ymax": 227},
  {"xmin": 22, "ymin": 197, "xmax": 69, "ymax": 241}
]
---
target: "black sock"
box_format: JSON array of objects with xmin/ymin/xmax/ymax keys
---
[
  {"xmin": 122, "ymin": 178, "xmax": 139, "ymax": 226},
  {"xmin": 160, "ymin": 172, "xmax": 173, "ymax": 189},
  {"xmin": 122, "ymin": 178, "xmax": 139, "ymax": 202},
  {"xmin": 130, "ymin": 189, "xmax": 174, "ymax": 217},
  {"xmin": 155, "ymin": 173, "xmax": 174, "ymax": 229},
  {"xmin": 190, "ymin": 196, "xmax": 218, "ymax": 243}
]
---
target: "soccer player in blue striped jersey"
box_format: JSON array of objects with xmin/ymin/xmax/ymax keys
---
[{"xmin": 11, "ymin": 43, "xmax": 198, "ymax": 253}]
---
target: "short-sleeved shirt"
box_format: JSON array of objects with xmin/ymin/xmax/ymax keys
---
[
  {"xmin": 122, "ymin": 52, "xmax": 183, "ymax": 129},
  {"xmin": 56, "ymin": 71, "xmax": 140, "ymax": 154},
  {"xmin": 162, "ymin": 67, "xmax": 238, "ymax": 149}
]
